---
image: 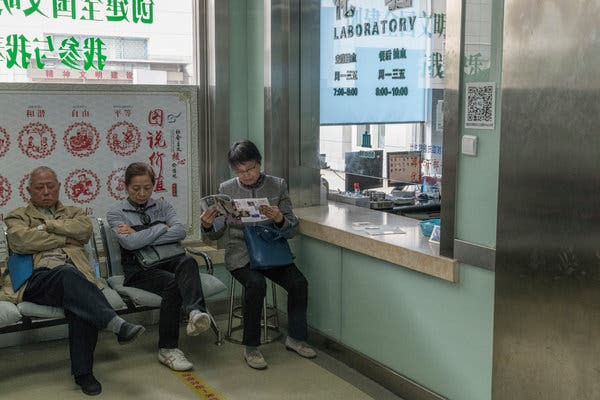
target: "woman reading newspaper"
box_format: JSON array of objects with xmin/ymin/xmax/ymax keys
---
[
  {"xmin": 200, "ymin": 140, "xmax": 316, "ymax": 369},
  {"xmin": 107, "ymin": 162, "xmax": 212, "ymax": 372}
]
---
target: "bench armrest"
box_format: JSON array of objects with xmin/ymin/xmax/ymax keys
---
[{"xmin": 184, "ymin": 248, "xmax": 214, "ymax": 275}]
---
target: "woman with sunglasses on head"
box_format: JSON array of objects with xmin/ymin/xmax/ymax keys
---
[
  {"xmin": 107, "ymin": 162, "xmax": 211, "ymax": 372},
  {"xmin": 200, "ymin": 140, "xmax": 316, "ymax": 370}
]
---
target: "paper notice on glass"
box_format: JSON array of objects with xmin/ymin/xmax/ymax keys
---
[
  {"xmin": 350, "ymin": 222, "xmax": 374, "ymax": 231},
  {"xmin": 363, "ymin": 225, "xmax": 406, "ymax": 236},
  {"xmin": 232, "ymin": 198, "xmax": 270, "ymax": 223}
]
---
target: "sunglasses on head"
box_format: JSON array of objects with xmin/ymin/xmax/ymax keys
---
[
  {"xmin": 138, "ymin": 211, "xmax": 151, "ymax": 225},
  {"xmin": 123, "ymin": 207, "xmax": 152, "ymax": 225}
]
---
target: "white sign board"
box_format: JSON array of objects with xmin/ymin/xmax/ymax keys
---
[{"xmin": 0, "ymin": 89, "xmax": 194, "ymax": 228}]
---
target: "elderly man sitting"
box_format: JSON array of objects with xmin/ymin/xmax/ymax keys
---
[{"xmin": 2, "ymin": 166, "xmax": 145, "ymax": 396}]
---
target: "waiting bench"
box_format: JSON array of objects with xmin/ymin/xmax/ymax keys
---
[
  {"xmin": 0, "ymin": 220, "xmax": 127, "ymax": 334},
  {"xmin": 0, "ymin": 218, "xmax": 226, "ymax": 345},
  {"xmin": 97, "ymin": 218, "xmax": 226, "ymax": 344}
]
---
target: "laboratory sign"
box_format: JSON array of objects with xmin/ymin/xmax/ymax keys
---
[{"xmin": 321, "ymin": 0, "xmax": 429, "ymax": 124}]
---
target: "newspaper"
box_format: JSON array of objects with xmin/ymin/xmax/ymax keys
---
[{"xmin": 200, "ymin": 194, "xmax": 270, "ymax": 224}]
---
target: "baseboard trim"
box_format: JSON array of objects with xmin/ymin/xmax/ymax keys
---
[{"xmin": 309, "ymin": 329, "xmax": 447, "ymax": 400}]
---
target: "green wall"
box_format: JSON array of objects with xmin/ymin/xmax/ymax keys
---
[
  {"xmin": 455, "ymin": 0, "xmax": 504, "ymax": 248},
  {"xmin": 247, "ymin": 0, "xmax": 264, "ymax": 151},
  {"xmin": 298, "ymin": 236, "xmax": 494, "ymax": 400},
  {"xmin": 229, "ymin": 0, "xmax": 264, "ymax": 153},
  {"xmin": 229, "ymin": 1, "xmax": 248, "ymax": 146}
]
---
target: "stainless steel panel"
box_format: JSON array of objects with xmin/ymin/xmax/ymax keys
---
[
  {"xmin": 264, "ymin": 0, "xmax": 290, "ymax": 180},
  {"xmin": 299, "ymin": 0, "xmax": 321, "ymax": 173},
  {"xmin": 208, "ymin": 0, "xmax": 232, "ymax": 192},
  {"xmin": 439, "ymin": 0, "xmax": 462, "ymax": 258},
  {"xmin": 454, "ymin": 239, "xmax": 495, "ymax": 271},
  {"xmin": 264, "ymin": 0, "xmax": 320, "ymax": 207},
  {"xmin": 494, "ymin": 1, "xmax": 600, "ymax": 399},
  {"xmin": 295, "ymin": 0, "xmax": 321, "ymax": 207},
  {"xmin": 196, "ymin": 0, "xmax": 212, "ymax": 197}
]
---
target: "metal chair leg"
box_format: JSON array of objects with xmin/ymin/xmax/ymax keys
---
[
  {"xmin": 227, "ymin": 275, "xmax": 236, "ymax": 339},
  {"xmin": 271, "ymin": 280, "xmax": 280, "ymax": 331},
  {"xmin": 225, "ymin": 275, "xmax": 281, "ymax": 344},
  {"xmin": 263, "ymin": 297, "xmax": 269, "ymax": 341},
  {"xmin": 206, "ymin": 307, "xmax": 223, "ymax": 346}
]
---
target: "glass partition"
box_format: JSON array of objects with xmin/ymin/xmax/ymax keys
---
[{"xmin": 316, "ymin": 0, "xmax": 446, "ymax": 218}]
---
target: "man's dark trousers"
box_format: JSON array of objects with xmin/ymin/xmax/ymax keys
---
[{"xmin": 23, "ymin": 265, "xmax": 116, "ymax": 376}]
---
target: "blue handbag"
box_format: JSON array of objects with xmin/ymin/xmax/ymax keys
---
[{"xmin": 243, "ymin": 225, "xmax": 294, "ymax": 270}]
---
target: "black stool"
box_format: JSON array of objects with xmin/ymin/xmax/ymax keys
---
[{"xmin": 225, "ymin": 275, "xmax": 281, "ymax": 344}]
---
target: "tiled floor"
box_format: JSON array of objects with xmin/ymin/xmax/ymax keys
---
[{"xmin": 0, "ymin": 318, "xmax": 403, "ymax": 400}]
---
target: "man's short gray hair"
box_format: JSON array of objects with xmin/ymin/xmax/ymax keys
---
[{"xmin": 28, "ymin": 166, "xmax": 58, "ymax": 186}]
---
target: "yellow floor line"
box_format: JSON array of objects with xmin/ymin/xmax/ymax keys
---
[{"xmin": 174, "ymin": 370, "xmax": 227, "ymax": 400}]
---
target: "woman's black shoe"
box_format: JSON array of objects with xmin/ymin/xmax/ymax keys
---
[{"xmin": 75, "ymin": 373, "xmax": 102, "ymax": 396}]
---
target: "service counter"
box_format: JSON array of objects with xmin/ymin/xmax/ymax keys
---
[
  {"xmin": 191, "ymin": 203, "xmax": 490, "ymax": 400},
  {"xmin": 295, "ymin": 202, "xmax": 458, "ymax": 282}
]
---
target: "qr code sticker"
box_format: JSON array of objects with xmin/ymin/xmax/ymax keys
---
[{"xmin": 465, "ymin": 82, "xmax": 495, "ymax": 130}]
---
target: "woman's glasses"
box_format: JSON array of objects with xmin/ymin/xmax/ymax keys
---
[{"xmin": 234, "ymin": 162, "xmax": 259, "ymax": 177}]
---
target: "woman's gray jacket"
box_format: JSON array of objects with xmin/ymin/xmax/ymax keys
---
[{"xmin": 202, "ymin": 175, "xmax": 298, "ymax": 271}]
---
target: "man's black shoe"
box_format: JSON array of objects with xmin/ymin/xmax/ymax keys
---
[
  {"xmin": 117, "ymin": 322, "xmax": 145, "ymax": 345},
  {"xmin": 75, "ymin": 373, "xmax": 102, "ymax": 396}
]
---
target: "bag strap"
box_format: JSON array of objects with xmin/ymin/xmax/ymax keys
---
[{"xmin": 254, "ymin": 225, "xmax": 285, "ymax": 241}]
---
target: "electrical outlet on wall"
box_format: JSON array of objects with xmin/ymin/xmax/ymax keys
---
[{"xmin": 461, "ymin": 135, "xmax": 478, "ymax": 156}]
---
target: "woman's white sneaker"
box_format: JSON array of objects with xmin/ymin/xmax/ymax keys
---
[
  {"xmin": 244, "ymin": 347, "xmax": 268, "ymax": 369},
  {"xmin": 158, "ymin": 348, "xmax": 193, "ymax": 371},
  {"xmin": 285, "ymin": 337, "xmax": 317, "ymax": 358},
  {"xmin": 187, "ymin": 310, "xmax": 211, "ymax": 336}
]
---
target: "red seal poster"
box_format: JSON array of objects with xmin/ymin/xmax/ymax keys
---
[
  {"xmin": 107, "ymin": 167, "xmax": 127, "ymax": 200},
  {"xmin": 18, "ymin": 122, "xmax": 56, "ymax": 159},
  {"xmin": 64, "ymin": 122, "xmax": 100, "ymax": 158},
  {"xmin": 1, "ymin": 92, "xmax": 190, "ymax": 225},
  {"xmin": 107, "ymin": 121, "xmax": 141, "ymax": 156},
  {"xmin": 0, "ymin": 127, "xmax": 10, "ymax": 158},
  {"xmin": 0, "ymin": 175, "xmax": 12, "ymax": 207},
  {"xmin": 19, "ymin": 174, "xmax": 30, "ymax": 203},
  {"xmin": 65, "ymin": 169, "xmax": 100, "ymax": 204}
]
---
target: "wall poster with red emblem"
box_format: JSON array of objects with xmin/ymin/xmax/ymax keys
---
[{"xmin": 0, "ymin": 87, "xmax": 198, "ymax": 233}]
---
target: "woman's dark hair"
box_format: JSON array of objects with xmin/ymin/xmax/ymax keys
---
[
  {"xmin": 124, "ymin": 162, "xmax": 156, "ymax": 186},
  {"xmin": 227, "ymin": 140, "xmax": 262, "ymax": 167}
]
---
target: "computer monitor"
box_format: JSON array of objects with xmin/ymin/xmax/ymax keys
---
[
  {"xmin": 344, "ymin": 150, "xmax": 383, "ymax": 192},
  {"xmin": 387, "ymin": 151, "xmax": 422, "ymax": 189}
]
